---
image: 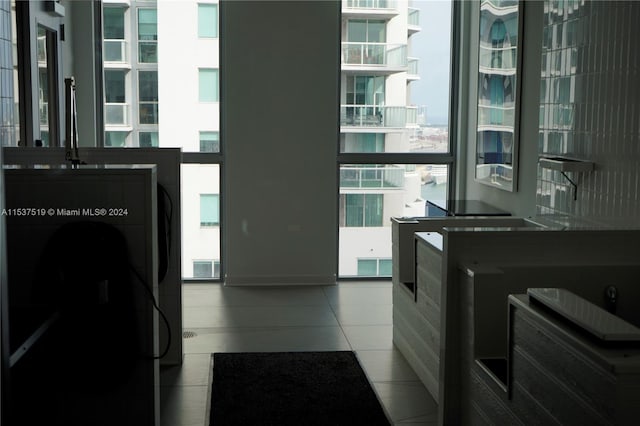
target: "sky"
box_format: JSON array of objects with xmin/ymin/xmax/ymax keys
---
[{"xmin": 409, "ymin": 0, "xmax": 452, "ymax": 125}]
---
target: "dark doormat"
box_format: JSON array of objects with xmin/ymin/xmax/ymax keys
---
[{"xmin": 209, "ymin": 351, "xmax": 390, "ymax": 425}]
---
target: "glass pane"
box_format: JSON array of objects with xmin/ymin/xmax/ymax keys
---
[
  {"xmin": 36, "ymin": 25, "xmax": 58, "ymax": 147},
  {"xmin": 199, "ymin": 131, "xmax": 219, "ymax": 152},
  {"xmin": 182, "ymin": 164, "xmax": 221, "ymax": 280},
  {"xmin": 379, "ymin": 259, "xmax": 392, "ymax": 276},
  {"xmin": 198, "ymin": 4, "xmax": 218, "ymax": 38},
  {"xmin": 339, "ymin": 163, "xmax": 449, "ymax": 277},
  {"xmin": 105, "ymin": 131, "xmax": 128, "ymax": 147},
  {"xmin": 104, "ymin": 7, "xmax": 125, "ymax": 39},
  {"xmin": 193, "ymin": 261, "xmax": 213, "ymax": 278},
  {"xmin": 105, "ymin": 70, "xmax": 125, "ymax": 102},
  {"xmin": 139, "ymin": 103, "xmax": 158, "ymax": 124},
  {"xmin": 138, "ymin": 9, "xmax": 157, "ymax": 40},
  {"xmin": 198, "ymin": 69, "xmax": 218, "ymax": 102},
  {"xmin": 200, "ymin": 194, "xmax": 219, "ymax": 226},
  {"xmin": 139, "ymin": 71, "xmax": 158, "ymax": 101},
  {"xmin": 139, "ymin": 131, "xmax": 158, "ymax": 147},
  {"xmin": 139, "ymin": 43, "xmax": 158, "ymax": 63},
  {"xmin": 7, "ymin": 2, "xmax": 19, "ymax": 146},
  {"xmin": 340, "ymin": 1, "xmax": 452, "ymax": 154},
  {"xmin": 357, "ymin": 259, "xmax": 377, "ymax": 276}
]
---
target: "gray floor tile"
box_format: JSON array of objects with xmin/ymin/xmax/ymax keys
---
[
  {"xmin": 183, "ymin": 284, "xmax": 329, "ymax": 307},
  {"xmin": 355, "ymin": 349, "xmax": 420, "ymax": 382},
  {"xmin": 372, "ymin": 381, "xmax": 438, "ymax": 424},
  {"xmin": 183, "ymin": 326, "xmax": 351, "ymax": 354},
  {"xmin": 341, "ymin": 325, "xmax": 394, "ymax": 350},
  {"xmin": 160, "ymin": 385, "xmax": 209, "ymax": 426},
  {"xmin": 160, "ymin": 353, "xmax": 213, "ymax": 387},
  {"xmin": 160, "ymin": 282, "xmax": 435, "ymax": 426},
  {"xmin": 183, "ymin": 305, "xmax": 339, "ymax": 328},
  {"xmin": 323, "ymin": 284, "xmax": 392, "ymax": 307},
  {"xmin": 332, "ymin": 303, "xmax": 392, "ymax": 325}
]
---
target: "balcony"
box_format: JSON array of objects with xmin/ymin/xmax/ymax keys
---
[
  {"xmin": 407, "ymin": 57, "xmax": 419, "ymax": 81},
  {"xmin": 340, "ymin": 165, "xmax": 405, "ymax": 189},
  {"xmin": 408, "ymin": 8, "xmax": 421, "ymax": 35},
  {"xmin": 477, "ymin": 104, "xmax": 515, "ymax": 131},
  {"xmin": 479, "ymin": 44, "xmax": 517, "ymax": 75},
  {"xmin": 104, "ymin": 40, "xmax": 129, "ymax": 64},
  {"xmin": 341, "ymin": 105, "xmax": 414, "ymax": 128},
  {"xmin": 342, "ymin": 0, "xmax": 398, "ymax": 19},
  {"xmin": 105, "ymin": 103, "xmax": 130, "ymax": 126},
  {"xmin": 342, "ymin": 43, "xmax": 407, "ymax": 74}
]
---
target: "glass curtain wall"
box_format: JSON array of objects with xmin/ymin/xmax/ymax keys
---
[
  {"xmin": 338, "ymin": 0, "xmax": 454, "ymax": 278},
  {"xmin": 101, "ymin": 0, "xmax": 221, "ymax": 281}
]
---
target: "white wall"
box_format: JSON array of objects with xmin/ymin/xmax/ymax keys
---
[{"xmin": 222, "ymin": 1, "xmax": 340, "ymax": 285}]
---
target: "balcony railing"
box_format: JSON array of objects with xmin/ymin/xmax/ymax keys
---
[
  {"xmin": 408, "ymin": 7, "xmax": 420, "ymax": 26},
  {"xmin": 340, "ymin": 165, "xmax": 405, "ymax": 189},
  {"xmin": 406, "ymin": 106, "xmax": 417, "ymax": 126},
  {"xmin": 344, "ymin": 0, "xmax": 395, "ymax": 9},
  {"xmin": 340, "ymin": 105, "xmax": 412, "ymax": 128},
  {"xmin": 477, "ymin": 104, "xmax": 515, "ymax": 128},
  {"xmin": 342, "ymin": 43, "xmax": 407, "ymax": 68},
  {"xmin": 479, "ymin": 44, "xmax": 517, "ymax": 73},
  {"xmin": 408, "ymin": 57, "xmax": 419, "ymax": 75},
  {"xmin": 104, "ymin": 39, "xmax": 129, "ymax": 63},
  {"xmin": 105, "ymin": 103, "xmax": 130, "ymax": 126}
]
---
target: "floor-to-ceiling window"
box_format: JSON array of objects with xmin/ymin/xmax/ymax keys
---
[
  {"xmin": 338, "ymin": 0, "xmax": 455, "ymax": 278},
  {"xmin": 101, "ymin": 0, "xmax": 221, "ymax": 281}
]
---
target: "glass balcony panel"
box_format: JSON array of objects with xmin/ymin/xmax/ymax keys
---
[
  {"xmin": 406, "ymin": 106, "xmax": 417, "ymax": 126},
  {"xmin": 408, "ymin": 57, "xmax": 419, "ymax": 75},
  {"xmin": 408, "ymin": 8, "xmax": 420, "ymax": 26},
  {"xmin": 477, "ymin": 104, "xmax": 515, "ymax": 128},
  {"xmin": 104, "ymin": 40, "xmax": 128, "ymax": 63},
  {"xmin": 344, "ymin": 0, "xmax": 394, "ymax": 10},
  {"xmin": 341, "ymin": 43, "xmax": 407, "ymax": 67},
  {"xmin": 339, "ymin": 165, "xmax": 405, "ymax": 189},
  {"xmin": 105, "ymin": 103, "xmax": 130, "ymax": 125},
  {"xmin": 479, "ymin": 44, "xmax": 517, "ymax": 72},
  {"xmin": 340, "ymin": 105, "xmax": 409, "ymax": 127}
]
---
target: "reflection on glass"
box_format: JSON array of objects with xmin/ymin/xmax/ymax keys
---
[
  {"xmin": 338, "ymin": 164, "xmax": 448, "ymax": 277},
  {"xmin": 181, "ymin": 164, "xmax": 221, "ymax": 280},
  {"xmin": 37, "ymin": 25, "xmax": 58, "ymax": 147},
  {"xmin": 475, "ymin": 0, "xmax": 520, "ymax": 191}
]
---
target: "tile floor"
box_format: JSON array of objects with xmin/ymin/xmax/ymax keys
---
[{"xmin": 160, "ymin": 281, "xmax": 438, "ymax": 426}]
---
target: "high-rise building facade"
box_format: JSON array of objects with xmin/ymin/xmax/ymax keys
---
[
  {"xmin": 103, "ymin": 0, "xmax": 159, "ymax": 148},
  {"xmin": 338, "ymin": 0, "xmax": 424, "ymax": 276}
]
